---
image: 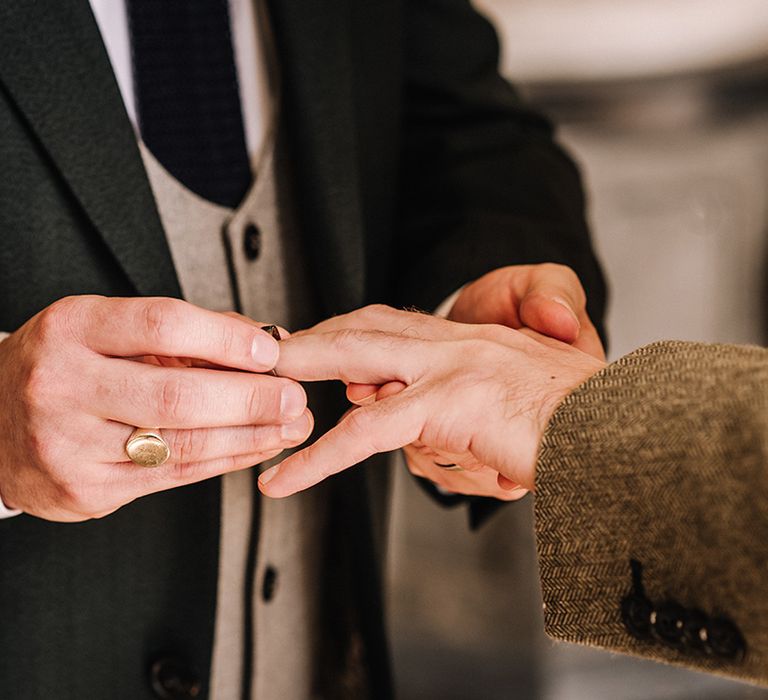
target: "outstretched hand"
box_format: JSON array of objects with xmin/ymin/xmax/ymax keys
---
[
  {"xmin": 349, "ymin": 263, "xmax": 604, "ymax": 499},
  {"xmin": 258, "ymin": 305, "xmax": 605, "ymax": 498}
]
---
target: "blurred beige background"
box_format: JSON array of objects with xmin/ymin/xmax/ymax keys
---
[{"xmin": 387, "ymin": 1, "xmax": 768, "ymax": 698}]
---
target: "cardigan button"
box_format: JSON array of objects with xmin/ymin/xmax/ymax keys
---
[
  {"xmin": 243, "ymin": 223, "xmax": 262, "ymax": 260},
  {"xmin": 149, "ymin": 656, "xmax": 202, "ymax": 699},
  {"xmin": 262, "ymin": 565, "xmax": 278, "ymax": 602}
]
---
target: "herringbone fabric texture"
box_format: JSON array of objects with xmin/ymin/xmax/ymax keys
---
[{"xmin": 535, "ymin": 340, "xmax": 768, "ymax": 685}]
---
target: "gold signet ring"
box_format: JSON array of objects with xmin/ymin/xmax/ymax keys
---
[{"xmin": 125, "ymin": 428, "xmax": 171, "ymax": 468}]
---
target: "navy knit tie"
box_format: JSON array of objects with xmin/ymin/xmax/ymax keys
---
[{"xmin": 127, "ymin": 0, "xmax": 252, "ymax": 208}]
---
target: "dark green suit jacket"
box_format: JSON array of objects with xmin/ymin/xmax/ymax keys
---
[{"xmin": 0, "ymin": 1, "xmax": 605, "ymax": 698}]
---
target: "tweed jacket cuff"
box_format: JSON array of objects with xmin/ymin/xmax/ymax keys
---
[{"xmin": 534, "ymin": 340, "xmax": 768, "ymax": 686}]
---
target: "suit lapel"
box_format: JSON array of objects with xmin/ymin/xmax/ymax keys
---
[
  {"xmin": 268, "ymin": 0, "xmax": 366, "ymax": 313},
  {"xmin": 0, "ymin": 1, "xmax": 181, "ymax": 298}
]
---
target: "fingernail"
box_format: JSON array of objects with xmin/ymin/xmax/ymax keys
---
[
  {"xmin": 282, "ymin": 413, "xmax": 311, "ymax": 442},
  {"xmin": 260, "ymin": 465, "xmax": 279, "ymax": 486},
  {"xmin": 355, "ymin": 392, "xmax": 377, "ymax": 406},
  {"xmin": 551, "ymin": 297, "xmax": 580, "ymax": 329},
  {"xmin": 281, "ymin": 383, "xmax": 306, "ymax": 419},
  {"xmin": 252, "ymin": 332, "xmax": 279, "ymax": 367}
]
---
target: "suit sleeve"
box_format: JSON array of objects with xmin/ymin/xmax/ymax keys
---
[
  {"xmin": 395, "ymin": 0, "xmax": 607, "ymax": 339},
  {"xmin": 535, "ymin": 340, "xmax": 768, "ymax": 685}
]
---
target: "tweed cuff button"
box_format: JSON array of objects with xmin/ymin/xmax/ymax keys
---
[
  {"xmin": 651, "ymin": 601, "xmax": 687, "ymax": 646},
  {"xmin": 705, "ymin": 617, "xmax": 746, "ymax": 660},
  {"xmin": 621, "ymin": 593, "xmax": 654, "ymax": 640},
  {"xmin": 681, "ymin": 609, "xmax": 710, "ymax": 652}
]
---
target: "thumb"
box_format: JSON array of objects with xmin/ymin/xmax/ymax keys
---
[{"xmin": 518, "ymin": 271, "xmax": 583, "ymax": 344}]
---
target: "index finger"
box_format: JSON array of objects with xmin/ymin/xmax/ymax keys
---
[
  {"xmin": 78, "ymin": 296, "xmax": 279, "ymax": 371},
  {"xmin": 259, "ymin": 394, "xmax": 424, "ymax": 497}
]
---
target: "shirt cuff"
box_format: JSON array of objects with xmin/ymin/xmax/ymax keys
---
[
  {"xmin": 434, "ymin": 287, "xmax": 463, "ymax": 319},
  {"xmin": 0, "ymin": 495, "xmax": 21, "ymax": 519},
  {"xmin": 0, "ymin": 332, "xmax": 21, "ymax": 518}
]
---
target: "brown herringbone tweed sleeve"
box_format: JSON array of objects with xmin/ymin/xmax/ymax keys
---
[{"xmin": 534, "ymin": 340, "xmax": 768, "ymax": 685}]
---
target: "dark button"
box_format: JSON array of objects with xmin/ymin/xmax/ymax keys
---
[
  {"xmin": 682, "ymin": 608, "xmax": 710, "ymax": 652},
  {"xmin": 621, "ymin": 593, "xmax": 654, "ymax": 639},
  {"xmin": 704, "ymin": 617, "xmax": 746, "ymax": 660},
  {"xmin": 149, "ymin": 657, "xmax": 202, "ymax": 699},
  {"xmin": 243, "ymin": 223, "xmax": 261, "ymax": 260},
  {"xmin": 262, "ymin": 565, "xmax": 278, "ymax": 602},
  {"xmin": 651, "ymin": 600, "xmax": 687, "ymax": 646}
]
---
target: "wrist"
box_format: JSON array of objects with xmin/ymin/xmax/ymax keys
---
[{"xmin": 536, "ymin": 357, "xmax": 606, "ymax": 444}]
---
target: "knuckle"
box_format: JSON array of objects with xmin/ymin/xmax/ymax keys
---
[
  {"xmin": 22, "ymin": 360, "xmax": 55, "ymax": 410},
  {"xmin": 28, "ymin": 430, "xmax": 60, "ymax": 469},
  {"xmin": 474, "ymin": 323, "xmax": 512, "ymax": 344},
  {"xmin": 541, "ymin": 262, "xmax": 571, "ymax": 276},
  {"xmin": 249, "ymin": 425, "xmax": 274, "ymax": 451},
  {"xmin": 543, "ymin": 263, "xmax": 585, "ymax": 296},
  {"xmin": 476, "ymin": 337, "xmax": 505, "ymax": 357},
  {"xmin": 362, "ymin": 303, "xmax": 392, "ymax": 316},
  {"xmin": 218, "ymin": 322, "xmax": 240, "ymax": 360},
  {"xmin": 36, "ymin": 297, "xmax": 80, "ymax": 345},
  {"xmin": 90, "ymin": 508, "xmax": 119, "ymax": 520},
  {"xmin": 156, "ymin": 376, "xmax": 193, "ymax": 423},
  {"xmin": 343, "ymin": 409, "xmax": 371, "ymax": 443},
  {"xmin": 169, "ymin": 429, "xmax": 200, "ymax": 464},
  {"xmin": 168, "ymin": 459, "xmax": 194, "ymax": 482},
  {"xmin": 139, "ymin": 298, "xmax": 181, "ymax": 347},
  {"xmin": 357, "ymin": 303, "xmax": 398, "ymax": 324},
  {"xmin": 245, "ymin": 380, "xmax": 278, "ymax": 421},
  {"xmin": 54, "ymin": 479, "xmax": 98, "ymax": 517}
]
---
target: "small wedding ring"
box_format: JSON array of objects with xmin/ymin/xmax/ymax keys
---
[
  {"xmin": 260, "ymin": 325, "xmax": 282, "ymax": 376},
  {"xmin": 125, "ymin": 428, "xmax": 171, "ymax": 468},
  {"xmin": 434, "ymin": 462, "xmax": 464, "ymax": 472}
]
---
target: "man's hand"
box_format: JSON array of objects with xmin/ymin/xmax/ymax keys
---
[
  {"xmin": 258, "ymin": 305, "xmax": 605, "ymax": 498},
  {"xmin": 419, "ymin": 263, "xmax": 604, "ymax": 498},
  {"xmin": 0, "ymin": 296, "xmax": 313, "ymax": 521},
  {"xmin": 448, "ymin": 264, "xmax": 604, "ymax": 359}
]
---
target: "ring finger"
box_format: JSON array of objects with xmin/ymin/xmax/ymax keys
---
[
  {"xmin": 405, "ymin": 445, "xmax": 527, "ymax": 501},
  {"xmin": 99, "ymin": 410, "xmax": 314, "ymax": 465},
  {"xmin": 102, "ymin": 447, "xmax": 290, "ymax": 507}
]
